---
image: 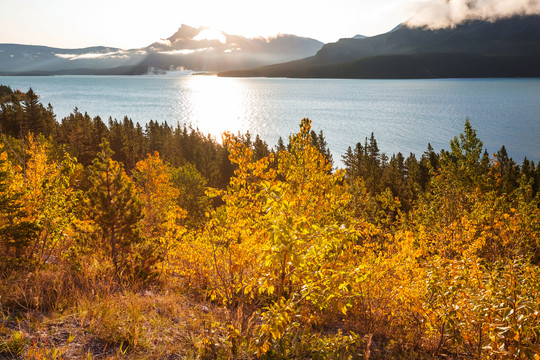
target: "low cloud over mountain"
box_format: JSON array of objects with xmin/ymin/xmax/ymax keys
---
[{"xmin": 406, "ymin": 0, "xmax": 540, "ymax": 29}]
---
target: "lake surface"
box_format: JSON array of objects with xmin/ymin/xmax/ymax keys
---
[{"xmin": 1, "ymin": 74, "xmax": 539, "ymax": 164}]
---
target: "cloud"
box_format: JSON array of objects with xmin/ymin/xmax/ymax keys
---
[
  {"xmin": 54, "ymin": 50, "xmax": 131, "ymax": 60},
  {"xmin": 154, "ymin": 39, "xmax": 172, "ymax": 47},
  {"xmin": 157, "ymin": 48, "xmax": 213, "ymax": 56},
  {"xmin": 406, "ymin": 0, "xmax": 540, "ymax": 28}
]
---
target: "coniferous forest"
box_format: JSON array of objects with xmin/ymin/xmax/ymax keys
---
[{"xmin": 0, "ymin": 85, "xmax": 539, "ymax": 359}]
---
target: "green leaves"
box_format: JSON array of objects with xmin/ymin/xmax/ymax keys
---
[{"xmin": 87, "ymin": 139, "xmax": 143, "ymax": 276}]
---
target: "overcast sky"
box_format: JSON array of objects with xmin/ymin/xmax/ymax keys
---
[{"xmin": 0, "ymin": 0, "xmax": 415, "ymax": 48}]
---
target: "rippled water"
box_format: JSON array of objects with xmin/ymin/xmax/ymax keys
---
[{"xmin": 1, "ymin": 74, "xmax": 539, "ymax": 163}]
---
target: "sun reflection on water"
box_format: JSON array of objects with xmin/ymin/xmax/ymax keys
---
[{"xmin": 181, "ymin": 75, "xmax": 247, "ymax": 140}]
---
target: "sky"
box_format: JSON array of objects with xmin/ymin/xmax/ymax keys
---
[
  {"xmin": 0, "ymin": 0, "xmax": 415, "ymax": 49},
  {"xmin": 2, "ymin": 0, "xmax": 539, "ymax": 49}
]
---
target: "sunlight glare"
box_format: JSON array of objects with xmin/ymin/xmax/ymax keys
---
[{"xmin": 183, "ymin": 76, "xmax": 247, "ymax": 140}]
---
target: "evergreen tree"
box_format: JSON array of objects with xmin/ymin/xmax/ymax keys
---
[
  {"xmin": 384, "ymin": 152, "xmax": 406, "ymax": 197},
  {"xmin": 275, "ymin": 137, "xmax": 286, "ymax": 152},
  {"xmin": 87, "ymin": 140, "xmax": 142, "ymax": 275},
  {"xmin": 0, "ymin": 96, "xmax": 24, "ymax": 137},
  {"xmin": 342, "ymin": 142, "xmax": 365, "ymax": 180},
  {"xmin": 445, "ymin": 119, "xmax": 489, "ymax": 189},
  {"xmin": 0, "ymin": 88, "xmax": 56, "ymax": 138},
  {"xmin": 310, "ymin": 130, "xmax": 333, "ymax": 166},
  {"xmin": 0, "ymin": 85, "xmax": 14, "ymax": 103},
  {"xmin": 424, "ymin": 143, "xmax": 439, "ymax": 170},
  {"xmin": 253, "ymin": 135, "xmax": 271, "ymax": 161},
  {"xmin": 172, "ymin": 163, "xmax": 210, "ymax": 229},
  {"xmin": 57, "ymin": 109, "xmax": 105, "ymax": 166},
  {"xmin": 22, "ymin": 88, "xmax": 56, "ymax": 137},
  {"xmin": 495, "ymin": 145, "xmax": 519, "ymax": 193},
  {"xmin": 367, "ymin": 132, "xmax": 380, "ymax": 165},
  {"xmin": 107, "ymin": 116, "xmax": 145, "ymax": 172}
]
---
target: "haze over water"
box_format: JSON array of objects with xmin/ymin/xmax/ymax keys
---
[{"xmin": 1, "ymin": 74, "xmax": 539, "ymax": 164}]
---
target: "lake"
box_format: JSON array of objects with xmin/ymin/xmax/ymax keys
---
[{"xmin": 1, "ymin": 74, "xmax": 539, "ymax": 164}]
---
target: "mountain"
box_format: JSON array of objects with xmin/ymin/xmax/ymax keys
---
[
  {"xmin": 0, "ymin": 44, "xmax": 147, "ymax": 74},
  {"xmin": 0, "ymin": 25, "xmax": 323, "ymax": 75},
  {"xmin": 218, "ymin": 15, "xmax": 540, "ymax": 79},
  {"xmin": 139, "ymin": 25, "xmax": 324, "ymax": 73}
]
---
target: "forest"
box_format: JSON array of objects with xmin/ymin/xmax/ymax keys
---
[{"xmin": 0, "ymin": 85, "xmax": 539, "ymax": 359}]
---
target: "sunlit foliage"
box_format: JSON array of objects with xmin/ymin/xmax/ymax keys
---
[{"xmin": 0, "ymin": 88, "xmax": 539, "ymax": 359}]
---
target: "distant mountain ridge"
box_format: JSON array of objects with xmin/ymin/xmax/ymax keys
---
[
  {"xmin": 139, "ymin": 24, "xmax": 324, "ymax": 73},
  {"xmin": 219, "ymin": 15, "xmax": 540, "ymax": 79},
  {"xmin": 0, "ymin": 25, "xmax": 323, "ymax": 75}
]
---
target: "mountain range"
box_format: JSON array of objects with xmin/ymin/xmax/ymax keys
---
[
  {"xmin": 2, "ymin": 16, "xmax": 540, "ymax": 78},
  {"xmin": 219, "ymin": 15, "xmax": 540, "ymax": 79},
  {"xmin": 0, "ymin": 25, "xmax": 323, "ymax": 75}
]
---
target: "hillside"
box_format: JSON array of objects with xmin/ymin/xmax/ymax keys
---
[{"xmin": 219, "ymin": 15, "xmax": 540, "ymax": 78}]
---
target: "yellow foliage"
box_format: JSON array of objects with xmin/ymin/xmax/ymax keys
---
[{"xmin": 133, "ymin": 152, "xmax": 187, "ymax": 277}]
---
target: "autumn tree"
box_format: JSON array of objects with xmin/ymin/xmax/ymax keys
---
[
  {"xmin": 0, "ymin": 145, "xmax": 39, "ymax": 270},
  {"xmin": 19, "ymin": 135, "xmax": 78, "ymax": 267},
  {"xmin": 132, "ymin": 152, "xmax": 185, "ymax": 279},
  {"xmin": 178, "ymin": 119, "xmax": 383, "ymax": 357}
]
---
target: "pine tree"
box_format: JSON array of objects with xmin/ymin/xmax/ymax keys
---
[{"xmin": 87, "ymin": 140, "xmax": 142, "ymax": 275}]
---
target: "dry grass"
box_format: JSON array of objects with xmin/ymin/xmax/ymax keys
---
[{"xmin": 0, "ymin": 266, "xmax": 234, "ymax": 359}]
